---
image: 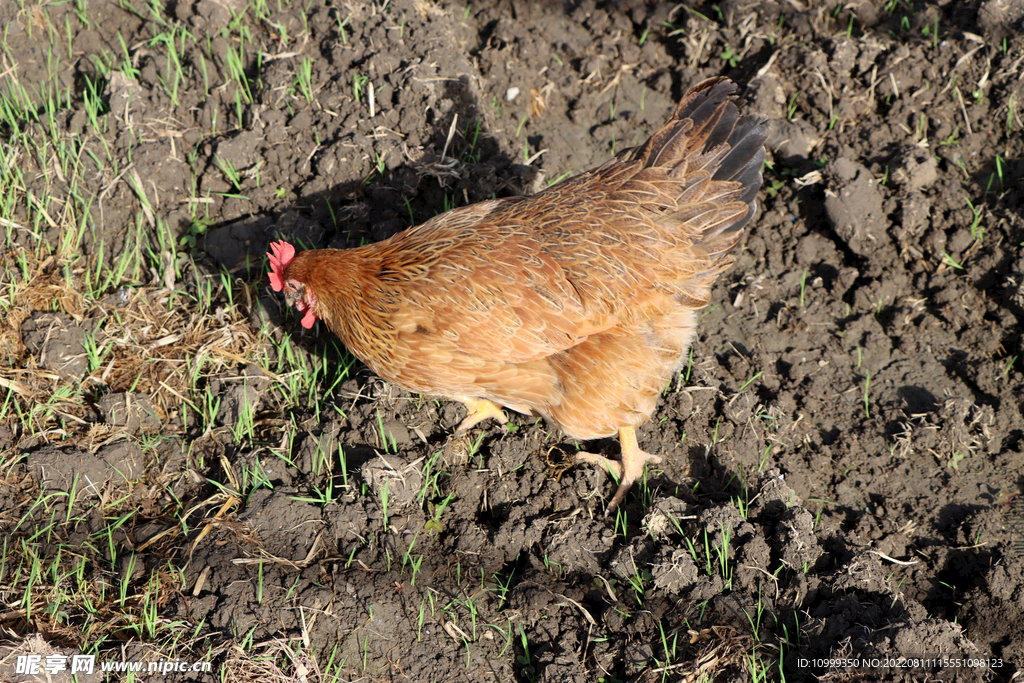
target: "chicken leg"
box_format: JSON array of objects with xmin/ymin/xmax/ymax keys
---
[{"xmin": 576, "ymin": 426, "xmax": 663, "ymax": 514}]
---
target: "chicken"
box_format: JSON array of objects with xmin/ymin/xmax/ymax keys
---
[{"xmin": 268, "ymin": 77, "xmax": 767, "ymax": 514}]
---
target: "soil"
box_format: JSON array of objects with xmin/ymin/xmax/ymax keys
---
[{"xmin": 1, "ymin": 0, "xmax": 1023, "ymax": 681}]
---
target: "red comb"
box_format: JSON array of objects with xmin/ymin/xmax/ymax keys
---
[{"xmin": 267, "ymin": 241, "xmax": 295, "ymax": 292}]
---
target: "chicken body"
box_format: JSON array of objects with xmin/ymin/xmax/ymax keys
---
[{"xmin": 269, "ymin": 77, "xmax": 768, "ymax": 513}]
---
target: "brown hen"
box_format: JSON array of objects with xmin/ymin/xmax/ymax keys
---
[{"xmin": 269, "ymin": 77, "xmax": 768, "ymax": 513}]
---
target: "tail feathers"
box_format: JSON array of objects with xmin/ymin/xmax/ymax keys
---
[
  {"xmin": 640, "ymin": 78, "xmax": 741, "ymax": 169},
  {"xmin": 647, "ymin": 78, "xmax": 768, "ymax": 250},
  {"xmin": 578, "ymin": 77, "xmax": 767, "ymax": 288},
  {"xmin": 715, "ymin": 116, "xmax": 769, "ymax": 206},
  {"xmin": 671, "ymin": 77, "xmax": 739, "ymax": 126},
  {"xmin": 695, "ymin": 225, "xmax": 744, "ymax": 262}
]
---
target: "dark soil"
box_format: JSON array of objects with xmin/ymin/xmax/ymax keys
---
[{"xmin": 2, "ymin": 0, "xmax": 1023, "ymax": 681}]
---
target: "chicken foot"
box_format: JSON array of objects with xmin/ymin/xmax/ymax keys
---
[
  {"xmin": 576, "ymin": 426, "xmax": 663, "ymax": 515},
  {"xmin": 455, "ymin": 397, "xmax": 508, "ymax": 432}
]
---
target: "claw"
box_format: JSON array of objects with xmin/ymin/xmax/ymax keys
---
[
  {"xmin": 456, "ymin": 397, "xmax": 508, "ymax": 432},
  {"xmin": 577, "ymin": 427, "xmax": 662, "ymax": 516}
]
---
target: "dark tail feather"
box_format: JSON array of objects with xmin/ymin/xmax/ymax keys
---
[
  {"xmin": 641, "ymin": 77, "xmax": 767, "ymax": 199},
  {"xmin": 688, "ymin": 79, "xmax": 768, "ymax": 240},
  {"xmin": 666, "ymin": 79, "xmax": 768, "ymax": 257},
  {"xmin": 612, "ymin": 77, "xmax": 768, "ymax": 258},
  {"xmin": 716, "ymin": 116, "xmax": 769, "ymax": 207}
]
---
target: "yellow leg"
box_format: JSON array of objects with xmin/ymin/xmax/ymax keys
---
[
  {"xmin": 576, "ymin": 427, "xmax": 662, "ymax": 515},
  {"xmin": 456, "ymin": 397, "xmax": 508, "ymax": 432}
]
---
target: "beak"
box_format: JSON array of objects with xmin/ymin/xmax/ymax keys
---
[{"xmin": 285, "ymin": 285, "xmax": 303, "ymax": 308}]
